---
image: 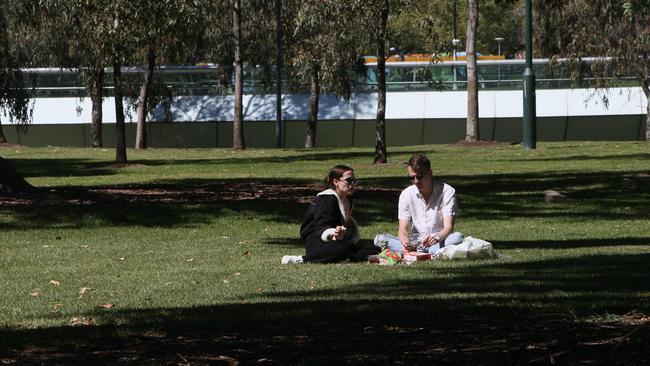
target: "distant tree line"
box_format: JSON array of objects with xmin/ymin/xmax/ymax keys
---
[
  {"xmin": 1, "ymin": 1, "xmax": 648, "ymax": 191},
  {"xmin": 1, "ymin": 1, "xmax": 525, "ymax": 158}
]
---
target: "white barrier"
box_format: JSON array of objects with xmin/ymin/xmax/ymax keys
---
[{"xmin": 14, "ymin": 87, "xmax": 649, "ymax": 125}]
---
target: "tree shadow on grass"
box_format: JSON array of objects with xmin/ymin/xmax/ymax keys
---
[
  {"xmin": 263, "ymin": 237, "xmax": 303, "ymax": 247},
  {"xmin": 262, "ymin": 252, "xmax": 650, "ymax": 311},
  {"xmin": 8, "ymin": 158, "xmax": 120, "ymax": 179},
  {"xmin": 511, "ymin": 152, "xmax": 650, "ymax": 162},
  {"xmin": 264, "ymin": 237, "xmax": 650, "ymax": 256},
  {"xmin": 0, "ymin": 180, "xmax": 316, "ymax": 230},
  {"xmin": 6, "ymin": 151, "xmax": 387, "ymax": 179},
  {"xmin": 493, "ymin": 237, "xmax": 650, "ymax": 249},
  {"xmin": 5, "ymin": 145, "xmax": 430, "ymax": 180},
  {"xmin": 0, "ymin": 199, "xmax": 309, "ymax": 231},
  {"xmin": 2, "ymin": 252, "xmax": 650, "ymax": 365},
  {"xmin": 0, "ymin": 169, "xmax": 648, "ymax": 231}
]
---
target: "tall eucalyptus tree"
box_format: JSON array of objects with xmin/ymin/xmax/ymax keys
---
[
  {"xmin": 131, "ymin": 1, "xmax": 202, "ymax": 149},
  {"xmin": 536, "ymin": 0, "xmax": 650, "ymax": 140},
  {"xmin": 0, "ymin": 6, "xmax": 31, "ymax": 144},
  {"xmin": 374, "ymin": 0, "xmax": 390, "ymax": 163},
  {"xmin": 109, "ymin": 3, "xmax": 132, "ymax": 163},
  {"xmin": 202, "ymin": 0, "xmax": 277, "ymax": 150},
  {"xmin": 390, "ymin": 0, "xmax": 522, "ymax": 57},
  {"xmin": 232, "ymin": 0, "xmax": 244, "ymax": 149},
  {"xmin": 286, "ymin": 0, "xmax": 363, "ymax": 147},
  {"xmin": 0, "ymin": 5, "xmax": 34, "ymax": 192},
  {"xmin": 54, "ymin": 0, "xmax": 117, "ymax": 148},
  {"xmin": 465, "ymin": 0, "xmax": 479, "ymax": 141},
  {"xmin": 355, "ymin": 0, "xmax": 410, "ymax": 163}
]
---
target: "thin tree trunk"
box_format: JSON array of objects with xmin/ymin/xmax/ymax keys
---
[
  {"xmin": 113, "ymin": 61, "xmax": 127, "ymax": 164},
  {"xmin": 89, "ymin": 67, "xmax": 104, "ymax": 148},
  {"xmin": 0, "ymin": 156, "xmax": 35, "ymax": 193},
  {"xmin": 0, "ymin": 121, "xmax": 6, "ymax": 143},
  {"xmin": 305, "ymin": 66, "xmax": 319, "ymax": 148},
  {"xmin": 646, "ymin": 97, "xmax": 649, "ymax": 142},
  {"xmin": 374, "ymin": 0, "xmax": 389, "ymax": 164},
  {"xmin": 465, "ymin": 0, "xmax": 479, "ymax": 142},
  {"xmin": 641, "ymin": 76, "xmax": 650, "ymax": 141},
  {"xmin": 232, "ymin": 0, "xmax": 245, "ymax": 150},
  {"xmin": 135, "ymin": 48, "xmax": 156, "ymax": 149},
  {"xmin": 275, "ymin": 0, "xmax": 283, "ymax": 148}
]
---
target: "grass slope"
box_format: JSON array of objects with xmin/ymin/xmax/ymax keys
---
[{"xmin": 0, "ymin": 142, "xmax": 649, "ymax": 364}]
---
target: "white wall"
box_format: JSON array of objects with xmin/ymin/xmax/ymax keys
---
[{"xmin": 15, "ymin": 87, "xmax": 648, "ymax": 125}]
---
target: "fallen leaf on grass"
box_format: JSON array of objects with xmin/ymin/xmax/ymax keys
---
[
  {"xmin": 80, "ymin": 245, "xmax": 89, "ymax": 249},
  {"xmin": 544, "ymin": 190, "xmax": 566, "ymax": 202},
  {"xmin": 239, "ymin": 240, "xmax": 251, "ymax": 245},
  {"xmin": 118, "ymin": 257, "xmax": 126, "ymax": 261},
  {"xmin": 233, "ymin": 272, "xmax": 241, "ymax": 276},
  {"xmin": 78, "ymin": 287, "xmax": 92, "ymax": 299},
  {"xmin": 177, "ymin": 353, "xmax": 191, "ymax": 366},
  {"xmin": 52, "ymin": 304, "xmax": 63, "ymax": 313},
  {"xmin": 70, "ymin": 317, "xmax": 94, "ymax": 326},
  {"xmin": 95, "ymin": 303, "xmax": 114, "ymax": 309},
  {"xmin": 209, "ymin": 355, "xmax": 239, "ymax": 365},
  {"xmin": 186, "ymin": 258, "xmax": 194, "ymax": 262},
  {"xmin": 49, "ymin": 280, "xmax": 61, "ymax": 286},
  {"xmin": 620, "ymin": 312, "xmax": 650, "ymax": 325},
  {"xmin": 223, "ymin": 279, "xmax": 229, "ymax": 284},
  {"xmin": 42, "ymin": 245, "xmax": 49, "ymax": 248},
  {"xmin": 30, "ymin": 290, "xmax": 42, "ymax": 298},
  {"xmin": 243, "ymin": 251, "xmax": 252, "ymax": 256}
]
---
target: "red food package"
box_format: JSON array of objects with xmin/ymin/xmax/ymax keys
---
[{"xmin": 407, "ymin": 252, "xmax": 432, "ymax": 261}]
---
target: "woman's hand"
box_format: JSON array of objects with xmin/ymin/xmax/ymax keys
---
[{"xmin": 332, "ymin": 225, "xmax": 347, "ymax": 240}]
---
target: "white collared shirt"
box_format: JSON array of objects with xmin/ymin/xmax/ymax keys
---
[{"xmin": 398, "ymin": 180, "xmax": 457, "ymax": 235}]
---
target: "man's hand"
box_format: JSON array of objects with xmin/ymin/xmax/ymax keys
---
[
  {"xmin": 404, "ymin": 241, "xmax": 417, "ymax": 252},
  {"xmin": 422, "ymin": 235, "xmax": 440, "ymax": 248}
]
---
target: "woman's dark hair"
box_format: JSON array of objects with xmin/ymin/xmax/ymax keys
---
[
  {"xmin": 408, "ymin": 153, "xmax": 431, "ymax": 174},
  {"xmin": 322, "ymin": 165, "xmax": 354, "ymax": 190}
]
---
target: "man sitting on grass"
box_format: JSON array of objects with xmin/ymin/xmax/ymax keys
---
[{"xmin": 374, "ymin": 153, "xmax": 464, "ymax": 255}]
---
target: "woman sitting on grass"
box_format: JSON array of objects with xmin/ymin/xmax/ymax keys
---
[{"xmin": 281, "ymin": 165, "xmax": 380, "ymax": 264}]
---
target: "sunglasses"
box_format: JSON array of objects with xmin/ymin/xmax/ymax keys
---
[
  {"xmin": 341, "ymin": 177, "xmax": 357, "ymax": 185},
  {"xmin": 408, "ymin": 173, "xmax": 426, "ymax": 181}
]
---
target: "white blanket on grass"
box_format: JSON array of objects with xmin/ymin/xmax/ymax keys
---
[{"xmin": 434, "ymin": 236, "xmax": 496, "ymax": 260}]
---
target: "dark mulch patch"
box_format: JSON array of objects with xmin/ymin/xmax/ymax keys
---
[
  {"xmin": 0, "ymin": 182, "xmax": 400, "ymax": 207},
  {"xmin": 0, "ymin": 142, "xmax": 22, "ymax": 148}
]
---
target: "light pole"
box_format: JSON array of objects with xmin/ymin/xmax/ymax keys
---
[
  {"xmin": 522, "ymin": 0, "xmax": 537, "ymax": 149},
  {"xmin": 387, "ymin": 46, "xmax": 397, "ymax": 60},
  {"xmin": 452, "ymin": 39, "xmax": 460, "ymax": 61},
  {"xmin": 494, "ymin": 37, "xmax": 504, "ymax": 56},
  {"xmin": 495, "ymin": 37, "xmax": 504, "ymax": 88},
  {"xmin": 452, "ymin": 38, "xmax": 460, "ymax": 90}
]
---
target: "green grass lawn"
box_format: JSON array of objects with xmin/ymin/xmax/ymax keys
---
[{"xmin": 1, "ymin": 141, "xmax": 649, "ymax": 364}]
